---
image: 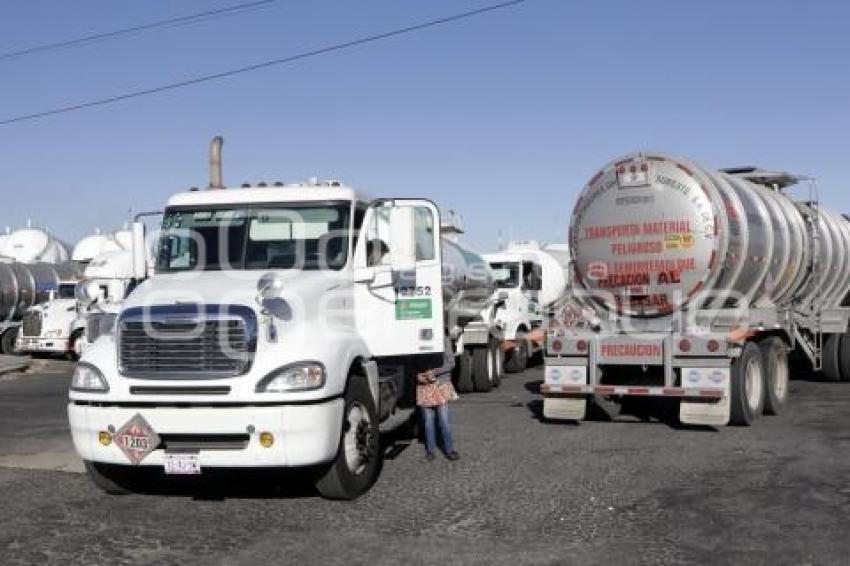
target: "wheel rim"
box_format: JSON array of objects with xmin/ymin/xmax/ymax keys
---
[
  {"xmin": 774, "ymin": 355, "xmax": 789, "ymax": 401},
  {"xmin": 746, "ymin": 357, "xmax": 763, "ymax": 412},
  {"xmin": 343, "ymin": 401, "xmax": 373, "ymax": 475}
]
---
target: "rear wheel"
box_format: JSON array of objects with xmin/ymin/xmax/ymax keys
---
[
  {"xmin": 315, "ymin": 376, "xmax": 381, "ymax": 500},
  {"xmin": 730, "ymin": 342, "xmax": 765, "ymax": 426},
  {"xmin": 473, "ymin": 340, "xmax": 501, "ymax": 392},
  {"xmin": 760, "ymin": 336, "xmax": 789, "ymax": 416},
  {"xmin": 453, "ymin": 349, "xmax": 474, "ymax": 393},
  {"xmin": 822, "ymin": 334, "xmax": 841, "ymax": 382},
  {"xmin": 1, "ymin": 328, "xmax": 18, "ymax": 355},
  {"xmin": 839, "ymin": 334, "xmax": 850, "ymax": 383},
  {"xmin": 504, "ymin": 333, "xmax": 529, "ymax": 374}
]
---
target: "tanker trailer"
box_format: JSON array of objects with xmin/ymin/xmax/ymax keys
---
[
  {"xmin": 0, "ymin": 261, "xmax": 82, "ymax": 354},
  {"xmin": 1, "ymin": 227, "xmax": 70, "ymax": 264},
  {"xmin": 542, "ymin": 151, "xmax": 850, "ymax": 427},
  {"xmin": 439, "ymin": 212, "xmax": 504, "ymax": 393}
]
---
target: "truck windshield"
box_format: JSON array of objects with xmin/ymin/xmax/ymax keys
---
[
  {"xmin": 156, "ymin": 204, "xmax": 352, "ymax": 272},
  {"xmin": 490, "ymin": 262, "xmax": 520, "ymax": 288},
  {"xmin": 58, "ymin": 284, "xmax": 77, "ymax": 299}
]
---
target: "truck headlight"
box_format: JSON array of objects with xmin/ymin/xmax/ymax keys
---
[
  {"xmin": 256, "ymin": 362, "xmax": 325, "ymax": 392},
  {"xmin": 71, "ymin": 363, "xmax": 109, "ymax": 393}
]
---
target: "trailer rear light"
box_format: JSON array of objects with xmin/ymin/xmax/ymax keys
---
[
  {"xmin": 551, "ymin": 339, "xmax": 563, "ymax": 352},
  {"xmin": 259, "ymin": 432, "xmax": 275, "ymax": 448},
  {"xmin": 576, "ymin": 340, "xmax": 588, "ymax": 353},
  {"xmin": 678, "ymin": 339, "xmax": 691, "ymax": 353},
  {"xmin": 98, "ymin": 431, "xmax": 112, "ymax": 446},
  {"xmin": 707, "ymin": 339, "xmax": 720, "ymax": 353}
]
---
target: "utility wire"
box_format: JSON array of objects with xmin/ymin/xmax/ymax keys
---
[
  {"xmin": 0, "ymin": 0, "xmax": 278, "ymax": 62},
  {"xmin": 0, "ymin": 0, "xmax": 527, "ymax": 126}
]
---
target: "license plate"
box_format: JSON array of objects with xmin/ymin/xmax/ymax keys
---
[{"xmin": 164, "ymin": 454, "xmax": 201, "ymax": 475}]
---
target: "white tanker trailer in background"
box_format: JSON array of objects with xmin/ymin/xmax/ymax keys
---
[
  {"xmin": 17, "ymin": 231, "xmax": 135, "ymax": 359},
  {"xmin": 543, "ymin": 151, "xmax": 850, "ymax": 427},
  {"xmin": 0, "ymin": 227, "xmax": 78, "ymax": 354},
  {"xmin": 485, "ymin": 241, "xmax": 568, "ymax": 373},
  {"xmin": 69, "ymin": 136, "xmax": 500, "ymax": 500}
]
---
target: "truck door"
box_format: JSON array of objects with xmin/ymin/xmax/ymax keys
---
[{"xmin": 352, "ymin": 199, "xmax": 445, "ymax": 358}]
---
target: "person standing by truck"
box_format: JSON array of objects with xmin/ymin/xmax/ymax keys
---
[{"xmin": 417, "ymin": 343, "xmax": 460, "ymax": 461}]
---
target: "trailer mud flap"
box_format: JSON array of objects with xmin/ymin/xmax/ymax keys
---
[
  {"xmin": 679, "ymin": 367, "xmax": 731, "ymax": 426},
  {"xmin": 543, "ymin": 397, "xmax": 587, "ymax": 421},
  {"xmin": 543, "ymin": 363, "xmax": 587, "ymax": 421}
]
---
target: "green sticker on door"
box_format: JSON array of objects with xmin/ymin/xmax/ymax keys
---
[{"xmin": 396, "ymin": 299, "xmax": 432, "ymax": 320}]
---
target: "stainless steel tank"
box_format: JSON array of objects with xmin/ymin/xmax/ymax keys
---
[
  {"xmin": 441, "ymin": 238, "xmax": 495, "ymax": 325},
  {"xmin": 0, "ymin": 261, "xmax": 81, "ymax": 321},
  {"xmin": 570, "ymin": 152, "xmax": 850, "ymax": 318}
]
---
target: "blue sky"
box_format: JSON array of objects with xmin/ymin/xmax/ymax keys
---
[{"xmin": 1, "ymin": 0, "xmax": 848, "ymax": 250}]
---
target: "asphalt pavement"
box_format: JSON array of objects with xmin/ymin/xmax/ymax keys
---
[{"xmin": 0, "ymin": 360, "xmax": 849, "ymax": 565}]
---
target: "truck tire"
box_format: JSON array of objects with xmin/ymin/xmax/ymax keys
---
[
  {"xmin": 67, "ymin": 329, "xmax": 85, "ymax": 361},
  {"xmin": 504, "ymin": 333, "xmax": 528, "ymax": 374},
  {"xmin": 315, "ymin": 376, "xmax": 381, "ymax": 500},
  {"xmin": 839, "ymin": 334, "xmax": 850, "ymax": 383},
  {"xmin": 84, "ymin": 461, "xmax": 137, "ymax": 495},
  {"xmin": 760, "ymin": 336, "xmax": 789, "ymax": 416},
  {"xmin": 454, "ymin": 349, "xmax": 474, "ymax": 393},
  {"xmin": 1, "ymin": 328, "xmax": 18, "ymax": 355},
  {"xmin": 730, "ymin": 342, "xmax": 765, "ymax": 426},
  {"xmin": 473, "ymin": 340, "xmax": 502, "ymax": 392},
  {"xmin": 822, "ymin": 334, "xmax": 841, "ymax": 382},
  {"xmin": 493, "ymin": 339, "xmax": 504, "ymax": 387}
]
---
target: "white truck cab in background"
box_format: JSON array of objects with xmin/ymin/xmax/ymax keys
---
[
  {"xmin": 485, "ymin": 241, "xmax": 568, "ymax": 373},
  {"xmin": 69, "ymin": 137, "xmax": 457, "ymax": 500}
]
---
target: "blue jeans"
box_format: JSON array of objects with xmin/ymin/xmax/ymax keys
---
[{"xmin": 420, "ymin": 403, "xmax": 455, "ymax": 454}]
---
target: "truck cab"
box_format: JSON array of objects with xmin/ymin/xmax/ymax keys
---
[
  {"xmin": 17, "ymin": 282, "xmax": 84, "ymax": 358},
  {"xmin": 69, "ymin": 143, "xmax": 445, "ymax": 499}
]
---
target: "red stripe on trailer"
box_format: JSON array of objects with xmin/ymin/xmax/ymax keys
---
[
  {"xmin": 698, "ymin": 389, "xmax": 723, "ymax": 398},
  {"xmin": 595, "ymin": 386, "xmax": 616, "ymax": 394},
  {"xmin": 646, "ymin": 155, "xmax": 665, "ymax": 162},
  {"xmin": 708, "ymin": 250, "xmax": 717, "ymax": 269},
  {"xmin": 700, "ymin": 183, "xmax": 711, "ymax": 198},
  {"xmin": 589, "ymin": 170, "xmax": 604, "ymax": 186},
  {"xmin": 663, "ymin": 387, "xmax": 685, "ymax": 396},
  {"xmin": 628, "ymin": 387, "xmax": 650, "ymax": 395},
  {"xmin": 614, "ymin": 158, "xmax": 632, "ymax": 167},
  {"xmin": 560, "ymin": 385, "xmax": 585, "ymax": 393},
  {"xmin": 713, "ymin": 217, "xmax": 719, "ymax": 235}
]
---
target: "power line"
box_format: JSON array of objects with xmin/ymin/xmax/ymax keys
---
[
  {"xmin": 0, "ymin": 0, "xmax": 278, "ymax": 62},
  {"xmin": 0, "ymin": 0, "xmax": 528, "ymax": 126}
]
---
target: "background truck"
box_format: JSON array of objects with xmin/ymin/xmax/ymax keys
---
[
  {"xmin": 1, "ymin": 227, "xmax": 79, "ymax": 354},
  {"xmin": 543, "ymin": 151, "xmax": 850, "ymax": 427},
  {"xmin": 69, "ymin": 136, "xmax": 496, "ymax": 500},
  {"xmin": 17, "ymin": 230, "xmax": 132, "ymax": 359},
  {"xmin": 485, "ymin": 241, "xmax": 567, "ymax": 373}
]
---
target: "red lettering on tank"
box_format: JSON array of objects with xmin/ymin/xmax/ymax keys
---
[
  {"xmin": 600, "ymin": 343, "xmax": 663, "ymax": 358},
  {"xmin": 609, "ymin": 241, "xmax": 663, "ymax": 255}
]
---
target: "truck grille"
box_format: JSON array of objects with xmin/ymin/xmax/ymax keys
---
[
  {"xmin": 118, "ymin": 305, "xmax": 257, "ymax": 379},
  {"xmin": 22, "ymin": 311, "xmax": 42, "ymax": 337}
]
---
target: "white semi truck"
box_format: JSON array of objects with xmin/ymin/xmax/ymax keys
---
[
  {"xmin": 69, "ymin": 137, "xmax": 497, "ymax": 499},
  {"xmin": 543, "ymin": 152, "xmax": 850, "ymax": 427},
  {"xmin": 18, "ymin": 247, "xmax": 135, "ymax": 359},
  {"xmin": 485, "ymin": 241, "xmax": 567, "ymax": 373}
]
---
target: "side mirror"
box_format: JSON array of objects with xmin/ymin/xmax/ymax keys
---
[
  {"xmin": 131, "ymin": 221, "xmax": 147, "ymax": 279},
  {"xmin": 388, "ymin": 207, "xmax": 417, "ymax": 271}
]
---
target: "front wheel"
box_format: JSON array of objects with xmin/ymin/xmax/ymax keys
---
[
  {"xmin": 504, "ymin": 334, "xmax": 529, "ymax": 374},
  {"xmin": 315, "ymin": 376, "xmax": 381, "ymax": 500},
  {"xmin": 730, "ymin": 342, "xmax": 765, "ymax": 426},
  {"xmin": 84, "ymin": 461, "xmax": 139, "ymax": 495},
  {"xmin": 1, "ymin": 328, "xmax": 18, "ymax": 355}
]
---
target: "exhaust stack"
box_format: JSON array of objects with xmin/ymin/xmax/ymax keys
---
[{"xmin": 209, "ymin": 136, "xmax": 224, "ymax": 189}]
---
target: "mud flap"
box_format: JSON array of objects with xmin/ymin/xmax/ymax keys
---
[
  {"xmin": 679, "ymin": 367, "xmax": 731, "ymax": 426},
  {"xmin": 543, "ymin": 363, "xmax": 587, "ymax": 421},
  {"xmin": 543, "ymin": 397, "xmax": 587, "ymax": 421}
]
